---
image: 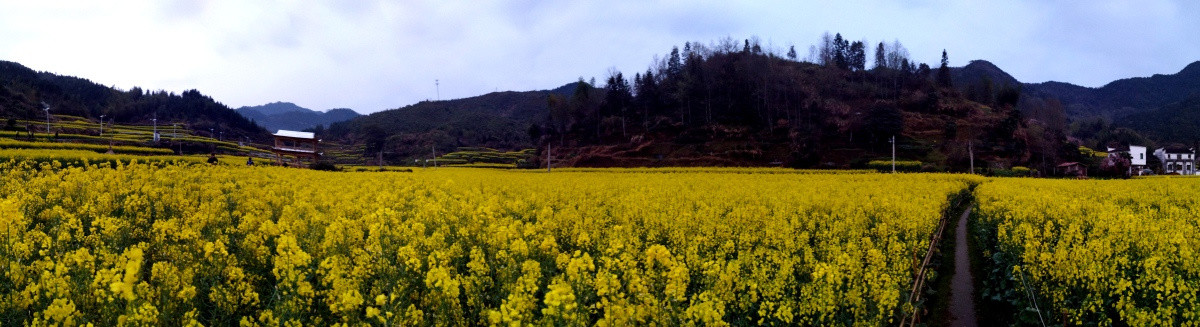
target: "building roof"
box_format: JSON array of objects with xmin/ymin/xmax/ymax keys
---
[
  {"xmin": 1161, "ymin": 146, "xmax": 1193, "ymax": 154},
  {"xmin": 1107, "ymin": 143, "xmax": 1146, "ymax": 152},
  {"xmin": 274, "ymin": 130, "xmax": 315, "ymax": 139},
  {"xmin": 1057, "ymin": 162, "xmax": 1083, "ymax": 167}
]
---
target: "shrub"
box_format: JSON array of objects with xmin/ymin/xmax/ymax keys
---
[
  {"xmin": 309, "ymin": 161, "xmax": 341, "ymax": 171},
  {"xmin": 867, "ymin": 160, "xmax": 922, "ymax": 172}
]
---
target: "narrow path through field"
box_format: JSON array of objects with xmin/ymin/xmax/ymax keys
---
[{"xmin": 949, "ymin": 206, "xmax": 977, "ymax": 327}]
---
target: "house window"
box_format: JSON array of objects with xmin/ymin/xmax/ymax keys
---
[{"xmin": 1140, "ymin": 153, "xmax": 1144, "ymax": 159}]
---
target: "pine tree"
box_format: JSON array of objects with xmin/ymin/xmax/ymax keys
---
[
  {"xmin": 937, "ymin": 49, "xmax": 953, "ymax": 87},
  {"xmin": 667, "ymin": 46, "xmax": 683, "ymax": 80},
  {"xmin": 602, "ymin": 72, "xmax": 633, "ymax": 136},
  {"xmin": 833, "ymin": 33, "xmax": 848, "ymax": 70},
  {"xmin": 849, "ymin": 41, "xmax": 866, "ymax": 71},
  {"xmin": 787, "ymin": 45, "xmax": 797, "ymax": 61},
  {"xmin": 874, "ymin": 42, "xmax": 886, "ymax": 70}
]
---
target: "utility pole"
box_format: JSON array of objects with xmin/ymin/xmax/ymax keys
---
[
  {"xmin": 42, "ymin": 104, "xmax": 50, "ymax": 134},
  {"xmin": 431, "ymin": 145, "xmax": 437, "ymax": 168},
  {"xmin": 546, "ymin": 143, "xmax": 552, "ymax": 172},
  {"xmin": 890, "ymin": 135, "xmax": 896, "ymax": 173},
  {"xmin": 969, "ymin": 140, "xmax": 975, "ymax": 174},
  {"xmin": 99, "ymin": 115, "xmax": 106, "ymax": 134},
  {"xmin": 152, "ymin": 113, "xmax": 158, "ymax": 142},
  {"xmin": 436, "ymin": 79, "xmax": 440, "ymax": 101}
]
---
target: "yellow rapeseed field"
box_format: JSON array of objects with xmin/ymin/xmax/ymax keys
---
[
  {"xmin": 975, "ymin": 178, "xmax": 1200, "ymax": 325},
  {"xmin": 0, "ymin": 160, "xmax": 977, "ymax": 326}
]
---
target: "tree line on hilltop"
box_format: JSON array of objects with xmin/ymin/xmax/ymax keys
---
[{"xmin": 529, "ymin": 33, "xmax": 1054, "ymax": 172}]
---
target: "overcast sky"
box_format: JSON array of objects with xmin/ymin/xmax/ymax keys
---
[{"xmin": 2, "ymin": 1, "xmax": 1198, "ymax": 114}]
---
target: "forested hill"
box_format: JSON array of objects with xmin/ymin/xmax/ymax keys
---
[
  {"xmin": 327, "ymin": 35, "xmax": 1061, "ymax": 171},
  {"xmin": 527, "ymin": 37, "xmax": 1042, "ymax": 171},
  {"xmin": 324, "ymin": 84, "xmax": 576, "ymax": 159},
  {"xmin": 0, "ymin": 60, "xmax": 268, "ymax": 141}
]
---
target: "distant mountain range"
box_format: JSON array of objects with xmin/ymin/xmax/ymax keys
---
[
  {"xmin": 235, "ymin": 102, "xmax": 360, "ymax": 133},
  {"xmin": 952, "ymin": 59, "xmax": 1200, "ymax": 145}
]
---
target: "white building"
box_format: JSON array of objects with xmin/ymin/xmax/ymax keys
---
[
  {"xmin": 1154, "ymin": 146, "xmax": 1195, "ymax": 175},
  {"xmin": 1108, "ymin": 145, "xmax": 1148, "ymax": 174}
]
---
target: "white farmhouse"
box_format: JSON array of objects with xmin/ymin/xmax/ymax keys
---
[
  {"xmin": 1153, "ymin": 146, "xmax": 1195, "ymax": 175},
  {"xmin": 1107, "ymin": 145, "xmax": 1148, "ymax": 175}
]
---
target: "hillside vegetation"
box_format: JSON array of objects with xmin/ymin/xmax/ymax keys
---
[
  {"xmin": 530, "ymin": 36, "xmax": 1036, "ymax": 171},
  {"xmin": 0, "ymin": 61, "xmax": 268, "ymax": 142},
  {"xmin": 329, "ymin": 35, "xmax": 1053, "ymax": 172},
  {"xmin": 325, "ymin": 84, "xmax": 577, "ymax": 162}
]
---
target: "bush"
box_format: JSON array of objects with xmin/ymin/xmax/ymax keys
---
[
  {"xmin": 867, "ymin": 160, "xmax": 921, "ymax": 172},
  {"xmin": 309, "ymin": 161, "xmax": 341, "ymax": 171}
]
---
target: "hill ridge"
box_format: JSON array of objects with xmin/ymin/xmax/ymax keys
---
[{"xmin": 236, "ymin": 102, "xmax": 361, "ymax": 132}]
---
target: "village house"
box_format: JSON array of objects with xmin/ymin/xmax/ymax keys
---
[
  {"xmin": 1055, "ymin": 162, "xmax": 1087, "ymax": 178},
  {"xmin": 272, "ymin": 130, "xmax": 320, "ymax": 165},
  {"xmin": 1107, "ymin": 144, "xmax": 1147, "ymax": 175},
  {"xmin": 1153, "ymin": 146, "xmax": 1195, "ymax": 175}
]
